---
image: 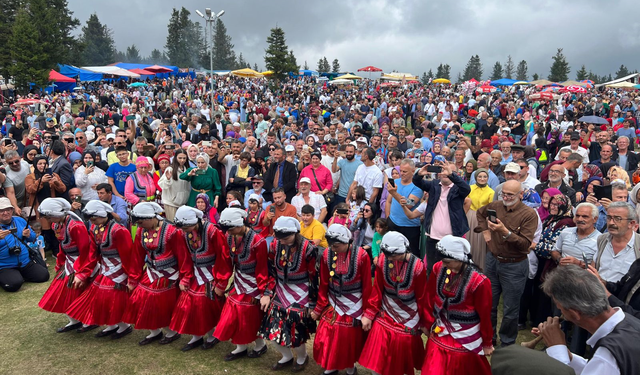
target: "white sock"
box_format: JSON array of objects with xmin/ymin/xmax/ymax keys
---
[
  {"xmin": 254, "ymin": 338, "xmax": 265, "ymax": 351},
  {"xmin": 147, "ymin": 329, "xmax": 162, "ymax": 339},
  {"xmin": 346, "ymin": 366, "xmax": 357, "ymax": 375},
  {"xmin": 274, "ymin": 344, "xmax": 293, "ymax": 363},
  {"xmin": 116, "ymin": 323, "xmax": 130, "ymax": 333},
  {"xmin": 293, "ymin": 345, "xmax": 307, "ymax": 365},
  {"xmin": 188, "ymin": 335, "xmax": 202, "ymax": 344},
  {"xmin": 104, "ymin": 324, "xmax": 118, "ymax": 331},
  {"xmin": 232, "ymin": 344, "xmax": 248, "ymax": 354},
  {"xmin": 164, "ymin": 328, "xmax": 177, "ymax": 338},
  {"xmin": 66, "ymin": 316, "xmax": 80, "ymax": 326}
]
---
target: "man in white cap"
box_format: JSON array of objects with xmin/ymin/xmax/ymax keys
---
[
  {"xmin": 311, "ymin": 224, "xmax": 373, "ymax": 375},
  {"xmin": 0, "ymin": 197, "xmax": 48, "ymax": 292},
  {"xmin": 214, "ymin": 207, "xmax": 269, "ymax": 361},
  {"xmin": 359, "ymin": 231, "xmax": 428, "ymax": 375},
  {"xmin": 169, "ymin": 206, "xmax": 232, "ymax": 352},
  {"xmin": 422, "ymin": 235, "xmax": 494, "ymax": 374},
  {"xmin": 259, "ymin": 216, "xmax": 318, "ymax": 372},
  {"xmin": 122, "ymin": 202, "xmax": 185, "ymax": 346},
  {"xmin": 66, "ymin": 200, "xmax": 134, "ymax": 339},
  {"xmin": 38, "ymin": 197, "xmax": 98, "ymax": 333}
]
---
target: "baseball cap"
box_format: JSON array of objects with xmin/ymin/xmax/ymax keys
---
[
  {"xmin": 504, "ymin": 162, "xmax": 521, "ymax": 174},
  {"xmin": 299, "ymin": 177, "xmax": 311, "ymax": 185},
  {"xmin": 570, "ymin": 132, "xmax": 580, "ymax": 140},
  {"xmin": 285, "ymin": 145, "xmax": 295, "ymax": 152},
  {"xmin": 106, "ymin": 134, "xmax": 116, "ymax": 140},
  {"xmin": 356, "ymin": 136, "xmax": 369, "ymax": 145}
]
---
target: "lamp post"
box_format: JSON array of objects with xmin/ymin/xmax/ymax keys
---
[{"xmin": 195, "ymin": 8, "xmax": 225, "ymax": 102}]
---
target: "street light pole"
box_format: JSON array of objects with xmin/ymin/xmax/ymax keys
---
[{"xmin": 195, "ymin": 8, "xmax": 224, "ymax": 104}]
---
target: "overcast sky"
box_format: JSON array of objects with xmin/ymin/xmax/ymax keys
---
[{"xmin": 67, "ymin": 0, "xmax": 640, "ymax": 79}]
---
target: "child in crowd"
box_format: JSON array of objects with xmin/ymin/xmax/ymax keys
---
[
  {"xmin": 371, "ymin": 218, "xmax": 388, "ymax": 266},
  {"xmin": 328, "ymin": 203, "xmax": 352, "ymax": 228},
  {"xmin": 349, "ymin": 186, "xmax": 367, "ymax": 224},
  {"xmin": 28, "ymin": 222, "xmax": 46, "ymax": 261}
]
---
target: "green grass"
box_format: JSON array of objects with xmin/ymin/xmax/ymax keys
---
[{"xmin": 0, "ymin": 263, "xmax": 538, "ymax": 375}]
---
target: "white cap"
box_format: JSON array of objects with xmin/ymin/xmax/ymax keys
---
[
  {"xmin": 273, "ymin": 216, "xmax": 301, "ymax": 235},
  {"xmin": 299, "ymin": 177, "xmax": 311, "ymax": 185},
  {"xmin": 38, "ymin": 197, "xmax": 71, "ymax": 217},
  {"xmin": 248, "ymin": 194, "xmax": 262, "ymax": 203},
  {"xmin": 285, "ymin": 145, "xmax": 295, "ymax": 152},
  {"xmin": 356, "ymin": 136, "xmax": 369, "ymax": 145},
  {"xmin": 106, "ymin": 134, "xmax": 116, "ymax": 140},
  {"xmin": 218, "ymin": 207, "xmax": 247, "ymax": 228},
  {"xmin": 131, "ymin": 202, "xmax": 164, "ymax": 220},
  {"xmin": 0, "ymin": 197, "xmax": 12, "ymax": 210},
  {"xmin": 504, "ymin": 162, "xmax": 521, "ymax": 174}
]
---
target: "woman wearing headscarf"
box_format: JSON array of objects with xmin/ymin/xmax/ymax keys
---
[
  {"xmin": 186, "ymin": 144, "xmax": 199, "ymax": 168},
  {"xmin": 65, "ymin": 200, "xmax": 134, "ymax": 339},
  {"xmin": 532, "ymin": 194, "xmax": 575, "ymax": 326},
  {"xmin": 38, "ymin": 198, "xmax": 98, "ymax": 333},
  {"xmin": 536, "ymin": 188, "xmax": 562, "ymax": 222},
  {"xmin": 463, "ymin": 159, "xmax": 477, "ymax": 182},
  {"xmin": 74, "ymin": 151, "xmax": 108, "ymax": 202},
  {"xmin": 180, "ymin": 152, "xmax": 222, "ymax": 209},
  {"xmin": 124, "ymin": 156, "xmax": 157, "ymax": 207},
  {"xmin": 22, "ymin": 144, "xmax": 39, "ymax": 170},
  {"xmin": 170, "ymin": 206, "xmax": 232, "ymax": 351},
  {"xmin": 465, "ymin": 169, "xmax": 494, "ymax": 271},
  {"xmin": 122, "ymin": 202, "xmax": 186, "ymax": 345},
  {"xmin": 422, "ymin": 235, "xmax": 493, "ymax": 375},
  {"xmin": 158, "ymin": 149, "xmax": 190, "ymax": 222}
]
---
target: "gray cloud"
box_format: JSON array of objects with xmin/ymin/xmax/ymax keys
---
[{"xmin": 67, "ymin": 0, "xmax": 639, "ymax": 79}]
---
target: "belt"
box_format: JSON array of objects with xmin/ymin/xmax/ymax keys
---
[
  {"xmin": 192, "ymin": 188, "xmax": 210, "ymax": 194},
  {"xmin": 495, "ymin": 254, "xmax": 527, "ymax": 263}
]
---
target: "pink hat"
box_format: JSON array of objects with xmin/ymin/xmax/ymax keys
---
[
  {"xmin": 135, "ymin": 156, "xmax": 150, "ymax": 167},
  {"xmin": 181, "ymin": 141, "xmax": 192, "ymax": 148}
]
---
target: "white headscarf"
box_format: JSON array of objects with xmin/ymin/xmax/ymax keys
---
[
  {"xmin": 38, "ymin": 198, "xmax": 71, "ymax": 217},
  {"xmin": 82, "ymin": 200, "xmax": 113, "ymax": 218},
  {"xmin": 436, "ymin": 235, "xmax": 473, "ymax": 264},
  {"xmin": 174, "ymin": 206, "xmax": 203, "ymax": 226}
]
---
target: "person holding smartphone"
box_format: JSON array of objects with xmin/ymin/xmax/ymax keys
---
[{"xmin": 74, "ymin": 151, "xmax": 108, "ymax": 201}]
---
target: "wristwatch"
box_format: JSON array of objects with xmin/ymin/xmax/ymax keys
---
[{"xmin": 502, "ymin": 230, "xmax": 512, "ymax": 240}]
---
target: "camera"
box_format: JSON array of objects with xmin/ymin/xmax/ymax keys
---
[{"xmin": 8, "ymin": 246, "xmax": 21, "ymax": 256}]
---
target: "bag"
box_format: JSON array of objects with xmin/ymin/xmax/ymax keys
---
[{"xmin": 311, "ymin": 168, "xmax": 334, "ymax": 206}]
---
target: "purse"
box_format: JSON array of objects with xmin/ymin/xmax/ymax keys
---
[{"xmin": 311, "ymin": 168, "xmax": 334, "ymax": 205}]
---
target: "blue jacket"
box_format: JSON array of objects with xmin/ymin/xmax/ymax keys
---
[
  {"xmin": 0, "ymin": 216, "xmax": 36, "ymax": 269},
  {"xmin": 412, "ymin": 172, "xmax": 471, "ymax": 237}
]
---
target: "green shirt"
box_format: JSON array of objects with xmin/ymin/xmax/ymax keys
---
[
  {"xmin": 372, "ymin": 231, "xmax": 384, "ymax": 259},
  {"xmin": 462, "ymin": 122, "xmax": 476, "ymax": 138}
]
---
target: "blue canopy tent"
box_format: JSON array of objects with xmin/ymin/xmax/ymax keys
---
[
  {"xmin": 490, "ymin": 78, "xmax": 517, "ymax": 86},
  {"xmin": 58, "ymin": 64, "xmax": 103, "ymax": 81}
]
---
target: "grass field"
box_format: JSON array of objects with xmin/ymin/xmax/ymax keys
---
[{"xmin": 0, "ymin": 263, "xmax": 538, "ymax": 375}]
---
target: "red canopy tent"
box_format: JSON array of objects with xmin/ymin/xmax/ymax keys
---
[
  {"xmin": 129, "ymin": 68, "xmax": 157, "ymax": 76},
  {"xmin": 357, "ymin": 66, "xmax": 383, "ymax": 72},
  {"xmin": 48, "ymin": 70, "xmax": 75, "ymax": 82},
  {"xmin": 144, "ymin": 65, "xmax": 173, "ymax": 73}
]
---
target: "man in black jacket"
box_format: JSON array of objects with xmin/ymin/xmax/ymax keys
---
[
  {"xmin": 263, "ymin": 146, "xmax": 297, "ymax": 203},
  {"xmin": 49, "ymin": 140, "xmax": 75, "ymax": 200}
]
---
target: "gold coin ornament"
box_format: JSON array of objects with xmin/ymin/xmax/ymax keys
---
[
  {"xmin": 332, "ymin": 263, "xmax": 336, "ymax": 269},
  {"xmin": 333, "ymin": 256, "xmax": 337, "ymax": 261},
  {"xmin": 330, "ymin": 271, "xmax": 335, "ymax": 277},
  {"xmin": 281, "ymin": 250, "xmax": 286, "ymax": 255},
  {"xmin": 446, "ymin": 269, "xmax": 451, "ymax": 275},
  {"xmin": 388, "ymin": 263, "xmax": 394, "ymax": 269},
  {"xmin": 231, "ymin": 247, "xmax": 236, "ymax": 253},
  {"xmin": 396, "ymin": 276, "xmax": 402, "ymax": 282},
  {"xmin": 445, "ymin": 277, "xmax": 450, "ymax": 284}
]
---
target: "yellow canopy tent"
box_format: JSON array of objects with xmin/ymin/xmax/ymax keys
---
[
  {"xmin": 230, "ymin": 68, "xmax": 264, "ymax": 78},
  {"xmin": 334, "ymin": 73, "xmax": 363, "ymax": 80},
  {"xmin": 432, "ymin": 78, "xmax": 451, "ymax": 84}
]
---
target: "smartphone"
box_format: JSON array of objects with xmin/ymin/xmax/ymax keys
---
[
  {"xmin": 427, "ymin": 165, "xmax": 442, "ymax": 173},
  {"xmin": 44, "ymin": 168, "xmax": 52, "ymax": 175},
  {"xmin": 336, "ymin": 208, "xmax": 349, "ymax": 215},
  {"xmin": 388, "ymin": 179, "xmax": 396, "ymax": 188},
  {"xmin": 471, "ymin": 135, "xmax": 477, "ymax": 146},
  {"xmin": 406, "ymin": 198, "xmax": 415, "ymax": 206},
  {"xmin": 269, "ymin": 206, "xmax": 276, "ymax": 214},
  {"xmin": 195, "ymin": 169, "xmax": 205, "ymax": 175},
  {"xmin": 202, "ymin": 141, "xmax": 211, "ymax": 147},
  {"xmin": 74, "ymin": 196, "xmax": 82, "ymax": 203},
  {"xmin": 3, "ymin": 139, "xmax": 12, "ymax": 146},
  {"xmin": 165, "ymin": 144, "xmax": 175, "ymax": 150},
  {"xmin": 487, "ymin": 209, "xmax": 498, "ymax": 224},
  {"xmin": 51, "ymin": 135, "xmax": 60, "ymax": 141},
  {"xmin": 86, "ymin": 161, "xmax": 94, "ymax": 168},
  {"xmin": 582, "ymin": 252, "xmax": 590, "ymax": 270},
  {"xmin": 9, "ymin": 227, "xmax": 17, "ymax": 234},
  {"xmin": 162, "ymin": 118, "xmax": 172, "ymax": 124},
  {"xmin": 593, "ymin": 185, "xmax": 612, "ymax": 201}
]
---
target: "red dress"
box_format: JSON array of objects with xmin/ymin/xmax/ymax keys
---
[
  {"xmin": 313, "ymin": 246, "xmax": 372, "ymax": 371},
  {"xmin": 122, "ymin": 221, "xmax": 184, "ymax": 330},
  {"xmin": 66, "ymin": 221, "xmax": 134, "ymax": 325},
  {"xmin": 421, "ymin": 262, "xmax": 493, "ymax": 375},
  {"xmin": 169, "ymin": 222, "xmax": 232, "ymax": 336},
  {"xmin": 359, "ymin": 254, "xmax": 428, "ymax": 375},
  {"xmin": 213, "ymin": 228, "xmax": 269, "ymax": 345},
  {"xmin": 39, "ymin": 216, "xmax": 97, "ymax": 314}
]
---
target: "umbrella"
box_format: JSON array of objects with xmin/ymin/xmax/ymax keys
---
[
  {"xmin": 563, "ymin": 85, "xmax": 587, "ymax": 93},
  {"xmin": 230, "ymin": 68, "xmax": 263, "ymax": 78},
  {"xmin": 529, "ymin": 92, "xmax": 558, "ymax": 101},
  {"xmin": 578, "ymin": 115, "xmax": 609, "ymax": 125},
  {"xmin": 512, "ymin": 81, "xmax": 530, "ymax": 85},
  {"xmin": 476, "ymin": 85, "xmax": 497, "ymax": 93},
  {"xmin": 432, "ymin": 78, "xmax": 451, "ymax": 84},
  {"xmin": 380, "ymin": 81, "xmax": 400, "ymax": 87},
  {"xmin": 262, "ymin": 71, "xmax": 275, "ymax": 76},
  {"xmin": 560, "ymin": 80, "xmax": 587, "ymax": 87},
  {"xmin": 144, "ymin": 65, "xmax": 173, "ymax": 73},
  {"xmin": 357, "ymin": 66, "xmax": 382, "ymax": 72},
  {"xmin": 335, "ymin": 73, "xmax": 363, "ymax": 80},
  {"xmin": 580, "ymin": 80, "xmax": 594, "ymax": 88},
  {"xmin": 128, "ymin": 82, "xmax": 147, "ymax": 87},
  {"xmin": 14, "ymin": 98, "xmax": 46, "ymax": 105}
]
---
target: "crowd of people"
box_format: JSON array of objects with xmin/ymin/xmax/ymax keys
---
[{"xmin": 1, "ymin": 73, "xmax": 640, "ymax": 374}]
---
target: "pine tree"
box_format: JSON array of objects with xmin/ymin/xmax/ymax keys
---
[
  {"xmin": 253, "ymin": 63, "xmax": 259, "ymax": 72},
  {"xmin": 236, "ymin": 53, "xmax": 246, "ymax": 70},
  {"xmin": 165, "ymin": 7, "xmax": 203, "ymax": 67},
  {"xmin": 8, "ymin": 6, "xmax": 48, "ymax": 93},
  {"xmin": 516, "ymin": 60, "xmax": 528, "ymax": 81},
  {"xmin": 456, "ymin": 72, "xmax": 463, "ymax": 83},
  {"xmin": 125, "ymin": 45, "xmax": 141, "ymax": 63},
  {"xmin": 264, "ymin": 26, "xmax": 294, "ymax": 80},
  {"xmin": 79, "ymin": 13, "xmax": 116, "ymax": 66},
  {"xmin": 286, "ymin": 50, "xmax": 299, "ymax": 72},
  {"xmin": 532, "ymin": 73, "xmax": 539, "ymax": 81},
  {"xmin": 149, "ymin": 49, "xmax": 168, "ymax": 65},
  {"xmin": 490, "ymin": 61, "xmax": 503, "ymax": 80},
  {"xmin": 462, "ymin": 55, "xmax": 482, "ymax": 81},
  {"xmin": 436, "ymin": 64, "xmax": 451, "ymax": 80},
  {"xmin": 303, "ymin": 61, "xmax": 309, "ymax": 70},
  {"xmin": 43, "ymin": 0, "xmax": 81, "ymax": 66},
  {"xmin": 615, "ymin": 64, "xmax": 630, "ymax": 79},
  {"xmin": 114, "ymin": 50, "xmax": 126, "ymax": 63},
  {"xmin": 421, "ymin": 72, "xmax": 428, "ymax": 85},
  {"xmin": 317, "ymin": 57, "xmax": 330, "ymax": 73},
  {"xmin": 587, "ymin": 71, "xmax": 599, "ymax": 83},
  {"xmin": 426, "ymin": 69, "xmax": 434, "ymax": 80},
  {"xmin": 332, "ymin": 59, "xmax": 340, "ymax": 73},
  {"xmin": 212, "ymin": 18, "xmax": 236, "ymax": 69},
  {"xmin": 504, "ymin": 55, "xmax": 515, "ymax": 79},
  {"xmin": 576, "ymin": 65, "xmax": 588, "ymax": 81},
  {"xmin": 548, "ymin": 48, "xmax": 570, "ymax": 82},
  {"xmin": 0, "ymin": 0, "xmax": 21, "ymax": 78},
  {"xmin": 607, "ymin": 74, "xmax": 613, "ymax": 82}
]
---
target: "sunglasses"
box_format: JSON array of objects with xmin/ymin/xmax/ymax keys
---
[
  {"xmin": 64, "ymin": 138, "xmax": 74, "ymax": 142},
  {"xmin": 7, "ymin": 160, "xmax": 20, "ymax": 165},
  {"xmin": 362, "ymin": 209, "xmax": 371, "ymax": 213}
]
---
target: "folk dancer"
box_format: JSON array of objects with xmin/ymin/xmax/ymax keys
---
[
  {"xmin": 122, "ymin": 202, "xmax": 185, "ymax": 346},
  {"xmin": 359, "ymin": 231, "xmax": 428, "ymax": 375},
  {"xmin": 422, "ymin": 235, "xmax": 494, "ymax": 375},
  {"xmin": 66, "ymin": 200, "xmax": 135, "ymax": 339},
  {"xmin": 312, "ymin": 224, "xmax": 373, "ymax": 375},
  {"xmin": 213, "ymin": 207, "xmax": 269, "ymax": 361},
  {"xmin": 260, "ymin": 216, "xmax": 318, "ymax": 372},
  {"xmin": 170, "ymin": 206, "xmax": 232, "ymax": 351}
]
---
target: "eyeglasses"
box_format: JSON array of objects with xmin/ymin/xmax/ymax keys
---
[
  {"xmin": 43, "ymin": 137, "xmax": 51, "ymax": 140},
  {"xmin": 549, "ymin": 170, "xmax": 564, "ymax": 174},
  {"xmin": 500, "ymin": 192, "xmax": 517, "ymax": 199},
  {"xmin": 606, "ymin": 215, "xmax": 633, "ymax": 223},
  {"xmin": 252, "ymin": 181, "xmax": 262, "ymax": 184}
]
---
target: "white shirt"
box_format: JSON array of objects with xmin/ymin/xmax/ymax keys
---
[
  {"xmin": 291, "ymin": 192, "xmax": 326, "ymax": 220},
  {"xmin": 546, "ymin": 308, "xmax": 623, "ymax": 375},
  {"xmin": 353, "ymin": 164, "xmax": 384, "ymax": 201},
  {"xmin": 321, "ymin": 154, "xmax": 342, "ymax": 185},
  {"xmin": 556, "ymin": 145, "xmax": 590, "ymax": 163},
  {"xmin": 522, "ymin": 174, "xmax": 541, "ymax": 190},
  {"xmin": 596, "ymin": 233, "xmax": 637, "ymax": 282}
]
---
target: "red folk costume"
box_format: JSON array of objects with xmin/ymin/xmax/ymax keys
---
[
  {"xmin": 359, "ymin": 253, "xmax": 428, "ymax": 375},
  {"xmin": 213, "ymin": 228, "xmax": 269, "ymax": 345},
  {"xmin": 39, "ymin": 215, "xmax": 98, "ymax": 313},
  {"xmin": 313, "ymin": 246, "xmax": 372, "ymax": 371},
  {"xmin": 66, "ymin": 220, "xmax": 134, "ymax": 326},
  {"xmin": 122, "ymin": 220, "xmax": 184, "ymax": 330},
  {"xmin": 259, "ymin": 236, "xmax": 318, "ymax": 347},
  {"xmin": 422, "ymin": 261, "xmax": 493, "ymax": 375},
  {"xmin": 170, "ymin": 222, "xmax": 232, "ymax": 336}
]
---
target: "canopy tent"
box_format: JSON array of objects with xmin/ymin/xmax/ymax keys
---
[
  {"xmin": 381, "ymin": 72, "xmax": 417, "ymax": 81},
  {"xmin": 560, "ymin": 80, "xmax": 587, "ymax": 87},
  {"xmin": 513, "ymin": 81, "xmax": 530, "ymax": 85},
  {"xmin": 490, "ymin": 78, "xmax": 517, "ymax": 86},
  {"xmin": 465, "ymin": 78, "xmax": 479, "ymax": 84},
  {"xmin": 335, "ymin": 73, "xmax": 363, "ymax": 80},
  {"xmin": 48, "ymin": 70, "xmax": 75, "ymax": 82},
  {"xmin": 262, "ymin": 71, "xmax": 275, "ymax": 76},
  {"xmin": 432, "ymin": 78, "xmax": 451, "ymax": 84},
  {"xmin": 298, "ymin": 69, "xmax": 319, "ymax": 77},
  {"xmin": 129, "ymin": 68, "xmax": 157, "ymax": 76},
  {"xmin": 82, "ymin": 66, "xmax": 140, "ymax": 78},
  {"xmin": 58, "ymin": 64, "xmax": 103, "ymax": 81},
  {"xmin": 596, "ymin": 73, "xmax": 640, "ymax": 88},
  {"xmin": 328, "ymin": 79, "xmax": 353, "ymax": 85},
  {"xmin": 605, "ymin": 81, "xmax": 637, "ymax": 88},
  {"xmin": 357, "ymin": 66, "xmax": 382, "ymax": 72},
  {"xmin": 529, "ymin": 92, "xmax": 559, "ymax": 101},
  {"xmin": 114, "ymin": 63, "xmax": 189, "ymax": 78},
  {"xmin": 230, "ymin": 68, "xmax": 263, "ymax": 78},
  {"xmin": 529, "ymin": 79, "xmax": 555, "ymax": 86},
  {"xmin": 144, "ymin": 64, "xmax": 173, "ymax": 73}
]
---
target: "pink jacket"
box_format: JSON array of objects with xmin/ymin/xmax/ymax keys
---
[{"xmin": 299, "ymin": 164, "xmax": 333, "ymax": 192}]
